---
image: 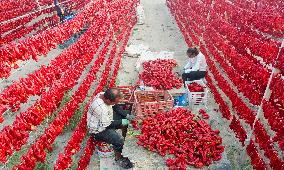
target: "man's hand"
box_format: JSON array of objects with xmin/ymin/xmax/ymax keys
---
[
  {"xmin": 126, "ymin": 114, "xmax": 135, "ymax": 121},
  {"xmin": 122, "ymin": 119, "xmax": 129, "ymax": 126}
]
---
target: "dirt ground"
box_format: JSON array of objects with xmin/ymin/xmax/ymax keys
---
[{"xmin": 0, "ymin": 0, "xmax": 252, "ymax": 169}]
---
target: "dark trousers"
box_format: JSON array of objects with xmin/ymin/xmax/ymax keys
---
[
  {"xmin": 182, "ymin": 71, "xmax": 206, "ymax": 84},
  {"xmin": 92, "ymin": 128, "xmax": 124, "ymax": 153},
  {"xmin": 92, "ymin": 105, "xmax": 129, "ymax": 153}
]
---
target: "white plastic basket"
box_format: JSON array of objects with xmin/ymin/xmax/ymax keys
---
[{"xmin": 185, "ymin": 80, "xmax": 208, "ymax": 107}]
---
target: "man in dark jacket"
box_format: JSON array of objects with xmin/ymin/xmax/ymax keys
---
[{"xmin": 54, "ymin": 0, "xmax": 74, "ymax": 22}]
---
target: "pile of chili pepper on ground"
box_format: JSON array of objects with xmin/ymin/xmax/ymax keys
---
[
  {"xmin": 139, "ymin": 59, "xmax": 183, "ymax": 90},
  {"xmin": 137, "ymin": 108, "xmax": 224, "ymax": 169},
  {"xmin": 187, "ymin": 82, "xmax": 205, "ymax": 92}
]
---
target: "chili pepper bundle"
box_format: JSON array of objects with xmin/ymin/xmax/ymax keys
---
[
  {"xmin": 229, "ymin": 116, "xmax": 247, "ymax": 146},
  {"xmin": 187, "ymin": 82, "xmax": 205, "ymax": 92},
  {"xmin": 109, "ymin": 14, "xmax": 137, "ymax": 87},
  {"xmin": 77, "ymin": 137, "xmax": 96, "ymax": 170},
  {"xmin": 139, "ymin": 59, "xmax": 183, "ymax": 90},
  {"xmin": 0, "ymin": 106, "xmax": 7, "ymax": 123},
  {"xmin": 199, "ymin": 109, "xmax": 209, "ymax": 119},
  {"xmin": 205, "ymin": 76, "xmax": 231, "ymax": 120},
  {"xmin": 137, "ymin": 108, "xmax": 224, "ymax": 169},
  {"xmin": 246, "ymin": 140, "xmax": 268, "ymax": 169},
  {"xmin": 270, "ymin": 74, "xmax": 284, "ymax": 108},
  {"xmin": 274, "ymin": 49, "xmax": 284, "ymax": 74}
]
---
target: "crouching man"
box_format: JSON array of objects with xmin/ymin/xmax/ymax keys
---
[{"xmin": 87, "ymin": 88, "xmax": 135, "ymax": 169}]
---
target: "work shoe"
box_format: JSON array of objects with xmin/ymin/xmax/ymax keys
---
[{"xmin": 115, "ymin": 157, "xmax": 134, "ymax": 169}]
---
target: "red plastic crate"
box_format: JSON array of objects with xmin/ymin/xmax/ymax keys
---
[
  {"xmin": 116, "ymin": 86, "xmax": 135, "ymax": 103},
  {"xmin": 132, "ymin": 90, "xmax": 173, "ymax": 118}
]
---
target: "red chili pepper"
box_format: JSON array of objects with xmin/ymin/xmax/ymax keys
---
[{"xmin": 187, "ymin": 82, "xmax": 205, "ymax": 92}]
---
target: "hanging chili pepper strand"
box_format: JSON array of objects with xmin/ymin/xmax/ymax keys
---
[
  {"xmin": 269, "ymin": 74, "xmax": 284, "ymax": 109},
  {"xmin": 262, "ymin": 100, "xmax": 284, "ymax": 152},
  {"xmin": 0, "ymin": 0, "xmax": 37, "ymax": 22},
  {"xmin": 205, "ymin": 75, "xmax": 231, "ymax": 120},
  {"xmin": 246, "ymin": 140, "xmax": 268, "ymax": 170},
  {"xmin": 253, "ymin": 120, "xmax": 284, "ymax": 169},
  {"xmin": 0, "ymin": 106, "xmax": 7, "ymax": 123},
  {"xmin": 229, "ymin": 116, "xmax": 247, "ymax": 146},
  {"xmin": 76, "ymin": 137, "xmax": 96, "ymax": 170},
  {"xmin": 54, "ymin": 115, "xmax": 88, "ymax": 170}
]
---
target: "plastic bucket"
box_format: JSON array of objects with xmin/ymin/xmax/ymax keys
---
[{"xmin": 97, "ymin": 143, "xmax": 114, "ymax": 158}]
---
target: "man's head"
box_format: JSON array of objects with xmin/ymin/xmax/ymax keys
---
[
  {"xmin": 103, "ymin": 88, "xmax": 122, "ymax": 105},
  {"xmin": 187, "ymin": 47, "xmax": 199, "ymax": 58}
]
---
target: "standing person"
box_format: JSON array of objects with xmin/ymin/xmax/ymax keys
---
[
  {"xmin": 182, "ymin": 47, "xmax": 207, "ymax": 84},
  {"xmin": 54, "ymin": 0, "xmax": 65, "ymax": 22},
  {"xmin": 87, "ymin": 88, "xmax": 135, "ymax": 169},
  {"xmin": 54, "ymin": 0, "xmax": 74, "ymax": 22}
]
